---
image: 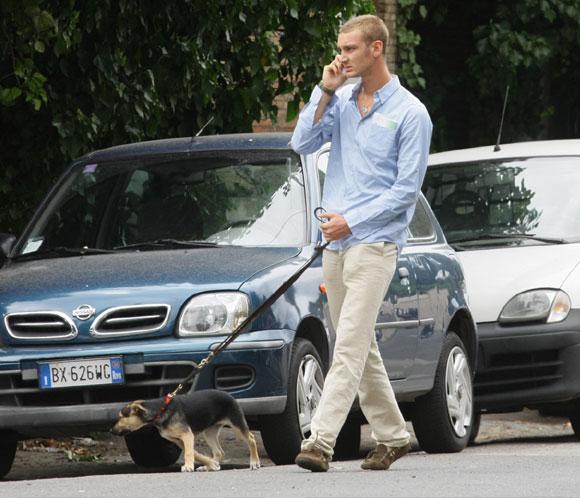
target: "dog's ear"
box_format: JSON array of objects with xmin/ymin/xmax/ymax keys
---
[{"xmin": 132, "ymin": 402, "xmax": 149, "ymax": 417}]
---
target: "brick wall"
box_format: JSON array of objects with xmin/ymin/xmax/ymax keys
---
[
  {"xmin": 252, "ymin": 1, "xmax": 398, "ymax": 132},
  {"xmin": 374, "ymin": 0, "xmax": 398, "ymax": 72}
]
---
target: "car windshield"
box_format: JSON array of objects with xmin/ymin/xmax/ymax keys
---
[
  {"xmin": 423, "ymin": 156, "xmax": 580, "ymax": 245},
  {"xmin": 15, "ymin": 150, "xmax": 307, "ymax": 258}
]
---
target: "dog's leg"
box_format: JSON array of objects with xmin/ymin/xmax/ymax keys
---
[
  {"xmin": 193, "ymin": 446, "xmax": 221, "ymax": 472},
  {"xmin": 178, "ymin": 430, "xmax": 196, "ymax": 472},
  {"xmin": 232, "ymin": 426, "xmax": 261, "ymax": 470},
  {"xmin": 203, "ymin": 426, "xmax": 225, "ymax": 463},
  {"xmin": 167, "ymin": 427, "xmax": 219, "ymax": 472}
]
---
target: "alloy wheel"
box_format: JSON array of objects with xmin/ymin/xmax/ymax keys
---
[
  {"xmin": 295, "ymin": 353, "xmax": 325, "ymax": 437},
  {"xmin": 445, "ymin": 346, "xmax": 473, "ymax": 438}
]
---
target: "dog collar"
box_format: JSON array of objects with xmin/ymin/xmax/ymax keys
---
[{"xmin": 153, "ymin": 393, "xmax": 175, "ymax": 423}]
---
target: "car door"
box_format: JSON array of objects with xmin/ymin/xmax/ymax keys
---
[
  {"xmin": 375, "ymin": 252, "xmax": 420, "ymax": 380},
  {"xmin": 404, "ymin": 197, "xmax": 442, "ymax": 382}
]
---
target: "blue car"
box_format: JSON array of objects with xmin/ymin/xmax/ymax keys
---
[{"xmin": 0, "ymin": 133, "xmax": 476, "ymax": 476}]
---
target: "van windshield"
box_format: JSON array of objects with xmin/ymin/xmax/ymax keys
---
[
  {"xmin": 423, "ymin": 156, "xmax": 580, "ymax": 245},
  {"xmin": 16, "ymin": 151, "xmax": 307, "ymax": 257}
]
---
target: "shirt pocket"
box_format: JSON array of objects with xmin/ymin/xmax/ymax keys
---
[
  {"xmin": 353, "ymin": 123, "xmax": 398, "ymax": 191},
  {"xmin": 365, "ymin": 123, "xmax": 398, "ymax": 164}
]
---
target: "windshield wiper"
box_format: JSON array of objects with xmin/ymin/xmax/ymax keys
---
[
  {"xmin": 450, "ymin": 232, "xmax": 566, "ymax": 246},
  {"xmin": 11, "ymin": 246, "xmax": 116, "ymax": 261},
  {"xmin": 114, "ymin": 239, "xmax": 220, "ymax": 250}
]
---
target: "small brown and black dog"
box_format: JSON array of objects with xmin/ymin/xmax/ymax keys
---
[{"xmin": 111, "ymin": 389, "xmax": 261, "ymax": 472}]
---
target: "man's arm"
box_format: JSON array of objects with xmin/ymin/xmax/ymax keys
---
[
  {"xmin": 343, "ymin": 104, "xmax": 433, "ymax": 237},
  {"xmin": 290, "ymin": 86, "xmax": 338, "ymax": 155},
  {"xmin": 291, "ymin": 55, "xmax": 347, "ymax": 155}
]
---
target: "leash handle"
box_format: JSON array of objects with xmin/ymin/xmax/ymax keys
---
[{"xmin": 314, "ymin": 206, "xmax": 327, "ymax": 223}]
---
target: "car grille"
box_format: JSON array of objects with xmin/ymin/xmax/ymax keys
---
[
  {"xmin": 474, "ymin": 349, "xmax": 563, "ymax": 396},
  {"xmin": 0, "ymin": 362, "xmax": 195, "ymax": 407},
  {"xmin": 4, "ymin": 312, "xmax": 77, "ymax": 341},
  {"xmin": 214, "ymin": 365, "xmax": 255, "ymax": 391},
  {"xmin": 91, "ymin": 304, "xmax": 171, "ymax": 337}
]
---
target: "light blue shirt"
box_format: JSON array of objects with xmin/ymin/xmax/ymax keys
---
[{"xmin": 291, "ymin": 75, "xmax": 433, "ymax": 251}]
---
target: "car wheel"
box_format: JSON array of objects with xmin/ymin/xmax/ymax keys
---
[
  {"xmin": 260, "ymin": 337, "xmax": 325, "ymax": 465},
  {"xmin": 333, "ymin": 416, "xmax": 362, "ymax": 461},
  {"xmin": 468, "ymin": 411, "xmax": 482, "ymax": 446},
  {"xmin": 412, "ymin": 332, "xmax": 474, "ymax": 453},
  {"xmin": 125, "ymin": 425, "xmax": 181, "ymax": 468},
  {"xmin": 569, "ymin": 415, "xmax": 580, "ymax": 439},
  {"xmin": 0, "ymin": 431, "xmax": 17, "ymax": 479}
]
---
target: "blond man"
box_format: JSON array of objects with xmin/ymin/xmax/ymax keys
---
[{"xmin": 291, "ymin": 14, "xmax": 433, "ymax": 472}]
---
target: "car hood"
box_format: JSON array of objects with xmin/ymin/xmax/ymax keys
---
[
  {"xmin": 457, "ymin": 243, "xmax": 580, "ymax": 323},
  {"xmin": 0, "ymin": 247, "xmax": 300, "ymax": 315}
]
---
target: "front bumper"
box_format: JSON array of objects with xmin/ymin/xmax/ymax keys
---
[
  {"xmin": 474, "ymin": 309, "xmax": 580, "ymax": 411},
  {"xmin": 0, "ymin": 330, "xmax": 293, "ymax": 437}
]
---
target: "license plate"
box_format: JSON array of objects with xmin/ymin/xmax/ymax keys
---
[{"xmin": 38, "ymin": 357, "xmax": 124, "ymax": 389}]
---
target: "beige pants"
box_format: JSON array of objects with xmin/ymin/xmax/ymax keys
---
[{"xmin": 301, "ymin": 242, "xmax": 410, "ymax": 458}]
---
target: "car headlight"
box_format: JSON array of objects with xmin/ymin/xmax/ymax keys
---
[
  {"xmin": 499, "ymin": 289, "xmax": 571, "ymax": 324},
  {"xmin": 177, "ymin": 292, "xmax": 249, "ymax": 336}
]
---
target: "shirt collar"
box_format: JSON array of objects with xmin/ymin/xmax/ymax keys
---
[{"xmin": 350, "ymin": 75, "xmax": 400, "ymax": 104}]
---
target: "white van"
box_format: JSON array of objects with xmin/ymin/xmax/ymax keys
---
[{"xmin": 424, "ymin": 139, "xmax": 580, "ymax": 439}]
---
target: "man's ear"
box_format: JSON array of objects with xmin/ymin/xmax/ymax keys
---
[{"xmin": 372, "ymin": 40, "xmax": 384, "ymax": 58}]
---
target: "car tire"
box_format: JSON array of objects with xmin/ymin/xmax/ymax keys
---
[
  {"xmin": 260, "ymin": 337, "xmax": 326, "ymax": 465},
  {"xmin": 468, "ymin": 411, "xmax": 482, "ymax": 446},
  {"xmin": 569, "ymin": 415, "xmax": 580, "ymax": 439},
  {"xmin": 0, "ymin": 431, "xmax": 17, "ymax": 479},
  {"xmin": 333, "ymin": 416, "xmax": 362, "ymax": 461},
  {"xmin": 412, "ymin": 332, "xmax": 474, "ymax": 453},
  {"xmin": 125, "ymin": 425, "xmax": 181, "ymax": 468}
]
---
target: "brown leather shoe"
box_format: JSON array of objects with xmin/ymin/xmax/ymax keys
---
[
  {"xmin": 361, "ymin": 442, "xmax": 411, "ymax": 470},
  {"xmin": 295, "ymin": 447, "xmax": 330, "ymax": 472}
]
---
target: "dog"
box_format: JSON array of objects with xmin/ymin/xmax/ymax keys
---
[{"xmin": 111, "ymin": 389, "xmax": 261, "ymax": 472}]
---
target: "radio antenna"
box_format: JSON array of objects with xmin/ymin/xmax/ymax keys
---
[
  {"xmin": 494, "ymin": 85, "xmax": 510, "ymax": 152},
  {"xmin": 191, "ymin": 116, "xmax": 215, "ymax": 143}
]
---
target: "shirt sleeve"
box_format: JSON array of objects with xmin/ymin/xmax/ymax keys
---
[
  {"xmin": 290, "ymin": 85, "xmax": 339, "ymax": 155},
  {"xmin": 343, "ymin": 104, "xmax": 433, "ymax": 237}
]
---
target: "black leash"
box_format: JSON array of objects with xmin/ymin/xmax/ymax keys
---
[{"xmin": 154, "ymin": 235, "xmax": 330, "ymax": 419}]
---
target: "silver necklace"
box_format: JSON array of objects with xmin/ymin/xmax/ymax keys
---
[{"xmin": 360, "ymin": 94, "xmax": 372, "ymax": 115}]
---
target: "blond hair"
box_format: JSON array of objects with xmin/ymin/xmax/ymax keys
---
[{"xmin": 340, "ymin": 15, "xmax": 389, "ymax": 54}]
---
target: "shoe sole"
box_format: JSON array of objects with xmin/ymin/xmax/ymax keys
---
[{"xmin": 295, "ymin": 455, "xmax": 329, "ymax": 473}]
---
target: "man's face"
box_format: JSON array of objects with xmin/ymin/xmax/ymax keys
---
[{"xmin": 337, "ymin": 29, "xmax": 378, "ymax": 78}]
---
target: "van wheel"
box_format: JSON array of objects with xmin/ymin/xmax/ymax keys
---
[
  {"xmin": 125, "ymin": 426, "xmax": 181, "ymax": 468},
  {"xmin": 260, "ymin": 338, "xmax": 325, "ymax": 465},
  {"xmin": 0, "ymin": 431, "xmax": 17, "ymax": 479},
  {"xmin": 412, "ymin": 332, "xmax": 474, "ymax": 453}
]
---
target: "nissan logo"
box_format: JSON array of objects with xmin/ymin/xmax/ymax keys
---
[{"xmin": 72, "ymin": 304, "xmax": 96, "ymax": 321}]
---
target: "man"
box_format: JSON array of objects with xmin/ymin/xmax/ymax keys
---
[{"xmin": 290, "ymin": 14, "xmax": 433, "ymax": 472}]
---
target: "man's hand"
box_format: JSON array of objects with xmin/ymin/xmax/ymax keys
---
[
  {"xmin": 319, "ymin": 212, "xmax": 352, "ymax": 241},
  {"xmin": 322, "ymin": 55, "xmax": 348, "ymax": 91}
]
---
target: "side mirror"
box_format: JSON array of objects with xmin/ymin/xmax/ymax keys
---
[{"xmin": 0, "ymin": 233, "xmax": 16, "ymax": 267}]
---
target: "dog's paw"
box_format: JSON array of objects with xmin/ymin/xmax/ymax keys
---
[
  {"xmin": 196, "ymin": 462, "xmax": 221, "ymax": 472},
  {"xmin": 181, "ymin": 464, "xmax": 195, "ymax": 473},
  {"xmin": 250, "ymin": 460, "xmax": 261, "ymax": 470}
]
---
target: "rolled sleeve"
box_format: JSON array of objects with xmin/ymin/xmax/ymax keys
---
[{"xmin": 290, "ymin": 86, "xmax": 338, "ymax": 155}]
